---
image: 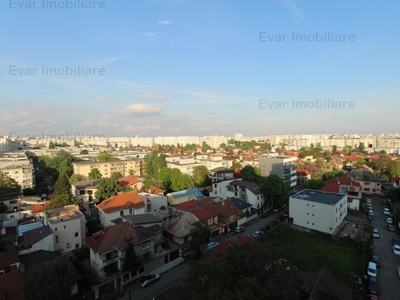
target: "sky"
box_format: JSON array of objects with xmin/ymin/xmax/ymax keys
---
[{"xmin": 1, "ymin": 0, "xmax": 400, "ymax": 138}]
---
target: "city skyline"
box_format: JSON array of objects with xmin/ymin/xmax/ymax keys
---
[{"xmin": 2, "ymin": 1, "xmax": 399, "ymax": 136}]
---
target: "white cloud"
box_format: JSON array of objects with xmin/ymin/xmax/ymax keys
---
[
  {"xmin": 199, "ymin": 126, "xmax": 212, "ymax": 131},
  {"xmin": 122, "ymin": 103, "xmax": 162, "ymax": 115},
  {"xmin": 145, "ymin": 32, "xmax": 156, "ymax": 37},
  {"xmin": 137, "ymin": 91, "xmax": 168, "ymax": 100},
  {"xmin": 122, "ymin": 124, "xmax": 160, "ymax": 132},
  {"xmin": 157, "ymin": 20, "xmax": 171, "ymax": 26}
]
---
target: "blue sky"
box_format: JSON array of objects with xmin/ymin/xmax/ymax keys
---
[{"xmin": 1, "ymin": 0, "xmax": 399, "ymax": 137}]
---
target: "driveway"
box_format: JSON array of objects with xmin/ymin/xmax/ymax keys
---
[{"xmin": 370, "ymin": 195, "xmax": 400, "ymax": 299}]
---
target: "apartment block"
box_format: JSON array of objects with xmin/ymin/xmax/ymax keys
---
[
  {"xmin": 0, "ymin": 159, "xmax": 35, "ymax": 189},
  {"xmin": 259, "ymin": 154, "xmax": 297, "ymax": 188},
  {"xmin": 72, "ymin": 158, "xmax": 144, "ymax": 179}
]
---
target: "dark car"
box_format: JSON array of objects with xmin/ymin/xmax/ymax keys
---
[
  {"xmin": 368, "ymin": 277, "xmax": 379, "ymax": 295},
  {"xmin": 276, "ymin": 215, "xmax": 285, "ymax": 222},
  {"xmin": 371, "ymin": 255, "xmax": 380, "ymax": 268},
  {"xmin": 139, "ymin": 274, "xmax": 160, "ymax": 288},
  {"xmin": 393, "ymin": 237, "xmax": 400, "ymax": 246},
  {"xmin": 269, "ymin": 220, "xmax": 278, "ymax": 227},
  {"xmin": 381, "ymin": 199, "xmax": 387, "ymax": 205},
  {"xmin": 260, "ymin": 224, "xmax": 269, "ymax": 232}
]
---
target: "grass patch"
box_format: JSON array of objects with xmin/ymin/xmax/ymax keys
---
[{"xmin": 262, "ymin": 225, "xmax": 363, "ymax": 289}]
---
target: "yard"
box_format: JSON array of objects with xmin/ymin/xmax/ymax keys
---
[{"xmin": 262, "ymin": 225, "xmax": 364, "ymax": 290}]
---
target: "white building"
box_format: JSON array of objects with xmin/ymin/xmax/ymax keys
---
[
  {"xmin": 0, "ymin": 159, "xmax": 35, "ymax": 189},
  {"xmin": 289, "ymin": 189, "xmax": 347, "ymax": 234},
  {"xmin": 138, "ymin": 192, "xmax": 168, "ymax": 213},
  {"xmin": 44, "ymin": 205, "xmax": 86, "ymax": 253},
  {"xmin": 259, "ymin": 154, "xmax": 297, "ymax": 188}
]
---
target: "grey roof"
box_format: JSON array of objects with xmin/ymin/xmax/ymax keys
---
[
  {"xmin": 164, "ymin": 213, "xmax": 199, "ymax": 238},
  {"xmin": 229, "ymin": 180, "xmax": 263, "ymax": 195},
  {"xmin": 210, "ymin": 167, "xmax": 234, "ymax": 173},
  {"xmin": 291, "ymin": 189, "xmax": 345, "ymax": 206},
  {"xmin": 229, "ymin": 197, "xmax": 252, "ymax": 211},
  {"xmin": 19, "ymin": 250, "xmax": 61, "ymax": 269},
  {"xmin": 345, "ymin": 170, "xmax": 382, "ymax": 182},
  {"xmin": 135, "ymin": 224, "xmax": 162, "ymax": 242},
  {"xmin": 72, "ymin": 179, "xmax": 98, "ymax": 189},
  {"xmin": 23, "ymin": 225, "xmax": 53, "ymax": 248},
  {"xmin": 123, "ymin": 214, "xmax": 163, "ymax": 225}
]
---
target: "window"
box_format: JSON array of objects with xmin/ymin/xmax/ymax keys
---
[
  {"xmin": 75, "ymin": 232, "xmax": 79, "ymax": 237},
  {"xmin": 75, "ymin": 243, "xmax": 79, "ymax": 249},
  {"xmin": 364, "ymin": 188, "xmax": 370, "ymax": 192},
  {"xmin": 307, "ymin": 221, "xmax": 309, "ymax": 224},
  {"xmin": 64, "ymin": 225, "xmax": 66, "ymax": 229},
  {"xmin": 79, "ymin": 190, "xmax": 85, "ymax": 195},
  {"xmin": 312, "ymin": 223, "xmax": 314, "ymax": 225},
  {"xmin": 307, "ymin": 213, "xmax": 309, "ymax": 215},
  {"xmin": 312, "ymin": 214, "xmax": 314, "ymax": 216},
  {"xmin": 66, "ymin": 242, "xmax": 71, "ymax": 248},
  {"xmin": 312, "ymin": 205, "xmax": 314, "ymax": 207},
  {"xmin": 56, "ymin": 236, "xmax": 59, "ymax": 243},
  {"xmin": 365, "ymin": 182, "xmax": 370, "ymax": 185},
  {"xmin": 307, "ymin": 204, "xmax": 309, "ymax": 206},
  {"xmin": 9, "ymin": 200, "xmax": 17, "ymax": 204},
  {"xmin": 120, "ymin": 210, "xmax": 124, "ymax": 216},
  {"xmin": 55, "ymin": 228, "xmax": 57, "ymax": 231}
]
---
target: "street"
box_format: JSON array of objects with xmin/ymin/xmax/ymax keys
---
[{"xmin": 370, "ymin": 195, "xmax": 400, "ymax": 300}]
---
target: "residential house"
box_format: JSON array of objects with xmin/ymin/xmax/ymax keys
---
[
  {"xmin": 202, "ymin": 199, "xmax": 240, "ymax": 235},
  {"xmin": 321, "ymin": 177, "xmax": 362, "ymax": 210},
  {"xmin": 0, "ymin": 192, "xmax": 21, "ymax": 213},
  {"xmin": 166, "ymin": 188, "xmax": 205, "ymax": 205},
  {"xmin": 139, "ymin": 192, "xmax": 168, "ymax": 213},
  {"xmin": 44, "ymin": 205, "xmax": 86, "ymax": 253},
  {"xmin": 209, "ymin": 167, "xmax": 235, "ymax": 183},
  {"xmin": 97, "ymin": 192, "xmax": 146, "ymax": 227},
  {"xmin": 71, "ymin": 179, "xmax": 99, "ymax": 210},
  {"xmin": 123, "ymin": 214, "xmax": 163, "ymax": 228},
  {"xmin": 296, "ymin": 168, "xmax": 312, "ymax": 186},
  {"xmin": 226, "ymin": 180, "xmax": 264, "ymax": 210},
  {"xmin": 0, "ymin": 252, "xmax": 25, "ymax": 300},
  {"xmin": 259, "ymin": 154, "xmax": 297, "ymax": 188},
  {"xmin": 19, "ymin": 224, "xmax": 54, "ymax": 255},
  {"xmin": 163, "ymin": 212, "xmax": 199, "ymax": 256},
  {"xmin": 289, "ymin": 189, "xmax": 347, "ymax": 234},
  {"xmin": 118, "ymin": 176, "xmax": 143, "ymax": 191},
  {"xmin": 143, "ymin": 186, "xmax": 165, "ymax": 195},
  {"xmin": 298, "ymin": 266, "xmax": 352, "ymax": 300},
  {"xmin": 19, "ymin": 250, "xmax": 81, "ymax": 297},
  {"xmin": 344, "ymin": 170, "xmax": 382, "ymax": 196}
]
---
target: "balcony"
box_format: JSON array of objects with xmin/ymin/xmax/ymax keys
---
[{"xmin": 102, "ymin": 256, "xmax": 119, "ymax": 267}]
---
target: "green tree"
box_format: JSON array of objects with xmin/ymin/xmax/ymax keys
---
[
  {"xmin": 48, "ymin": 141, "xmax": 55, "ymax": 149},
  {"xmin": 326, "ymin": 155, "xmax": 332, "ymax": 162},
  {"xmin": 178, "ymin": 240, "xmax": 301, "ymax": 300},
  {"xmin": 24, "ymin": 257, "xmax": 75, "ymax": 300},
  {"xmin": 80, "ymin": 149, "xmax": 89, "ymax": 155},
  {"xmin": 110, "ymin": 171, "xmax": 123, "ymax": 181},
  {"xmin": 192, "ymin": 166, "xmax": 210, "ymax": 187},
  {"xmin": 87, "ymin": 168, "xmax": 102, "ymax": 180},
  {"xmin": 303, "ymin": 179, "xmax": 325, "ymax": 189},
  {"xmin": 95, "ymin": 177, "xmax": 123, "ymax": 201},
  {"xmin": 46, "ymin": 194, "xmax": 77, "ymax": 210},
  {"xmin": 144, "ymin": 152, "xmax": 166, "ymax": 178},
  {"xmin": 53, "ymin": 172, "xmax": 72, "ymax": 197},
  {"xmin": 201, "ymin": 141, "xmax": 212, "ymax": 153},
  {"xmin": 123, "ymin": 242, "xmax": 142, "ymax": 274},
  {"xmin": 380, "ymin": 150, "xmax": 387, "ymax": 154},
  {"xmin": 70, "ymin": 174, "xmax": 82, "ymax": 183},
  {"xmin": 96, "ymin": 151, "xmax": 119, "ymax": 162},
  {"xmin": 262, "ymin": 175, "xmax": 289, "ymax": 208},
  {"xmin": 191, "ymin": 221, "xmax": 211, "ymax": 260},
  {"xmin": 230, "ymin": 161, "xmax": 242, "ymax": 170},
  {"xmin": 241, "ymin": 165, "xmax": 263, "ymax": 183},
  {"xmin": 0, "ymin": 172, "xmax": 21, "ymax": 194},
  {"xmin": 39, "ymin": 150, "xmax": 76, "ymax": 179}
]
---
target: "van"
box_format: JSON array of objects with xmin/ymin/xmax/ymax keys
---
[{"xmin": 367, "ymin": 261, "xmax": 377, "ymax": 277}]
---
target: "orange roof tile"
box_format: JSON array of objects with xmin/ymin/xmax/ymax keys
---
[
  {"xmin": 30, "ymin": 201, "xmax": 50, "ymax": 213},
  {"xmin": 97, "ymin": 192, "xmax": 145, "ymax": 213},
  {"xmin": 118, "ymin": 176, "xmax": 141, "ymax": 187}
]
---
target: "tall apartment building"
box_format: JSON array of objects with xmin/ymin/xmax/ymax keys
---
[
  {"xmin": 72, "ymin": 158, "xmax": 144, "ymax": 179},
  {"xmin": 0, "ymin": 159, "xmax": 35, "ymax": 189},
  {"xmin": 259, "ymin": 154, "xmax": 297, "ymax": 188}
]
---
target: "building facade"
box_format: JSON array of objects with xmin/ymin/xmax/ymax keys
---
[{"xmin": 259, "ymin": 154, "xmax": 297, "ymax": 188}]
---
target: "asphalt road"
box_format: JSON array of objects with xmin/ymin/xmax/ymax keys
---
[{"xmin": 370, "ymin": 195, "xmax": 400, "ymax": 300}]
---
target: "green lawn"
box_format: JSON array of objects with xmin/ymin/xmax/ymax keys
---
[{"xmin": 262, "ymin": 224, "xmax": 364, "ymax": 289}]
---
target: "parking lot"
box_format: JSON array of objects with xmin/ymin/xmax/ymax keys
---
[{"xmin": 370, "ymin": 195, "xmax": 400, "ymax": 299}]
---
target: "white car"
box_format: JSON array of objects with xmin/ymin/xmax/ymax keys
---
[
  {"xmin": 252, "ymin": 231, "xmax": 264, "ymax": 239},
  {"xmin": 393, "ymin": 245, "xmax": 400, "ymax": 256},
  {"xmin": 367, "ymin": 261, "xmax": 377, "ymax": 277},
  {"xmin": 235, "ymin": 226, "xmax": 245, "ymax": 233},
  {"xmin": 372, "ymin": 229, "xmax": 380, "ymax": 239},
  {"xmin": 383, "ymin": 208, "xmax": 390, "ymax": 216},
  {"xmin": 386, "ymin": 217, "xmax": 393, "ymax": 224},
  {"xmin": 206, "ymin": 242, "xmax": 219, "ymax": 251}
]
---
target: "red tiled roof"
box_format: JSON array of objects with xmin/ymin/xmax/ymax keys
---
[
  {"xmin": 118, "ymin": 176, "xmax": 141, "ymax": 187},
  {"xmin": 297, "ymin": 168, "xmax": 311, "ymax": 176},
  {"xmin": 0, "ymin": 270, "xmax": 25, "ymax": 300},
  {"xmin": 174, "ymin": 201, "xmax": 199, "ymax": 211},
  {"xmin": 97, "ymin": 192, "xmax": 145, "ymax": 213},
  {"xmin": 30, "ymin": 201, "xmax": 50, "ymax": 213},
  {"xmin": 324, "ymin": 177, "xmax": 361, "ymax": 187},
  {"xmin": 191, "ymin": 207, "xmax": 217, "ymax": 221},
  {"xmin": 204, "ymin": 199, "xmax": 239, "ymax": 217},
  {"xmin": 145, "ymin": 186, "xmax": 165, "ymax": 195},
  {"xmin": 85, "ymin": 222, "xmax": 140, "ymax": 253},
  {"xmin": 320, "ymin": 183, "xmax": 339, "ymax": 193}
]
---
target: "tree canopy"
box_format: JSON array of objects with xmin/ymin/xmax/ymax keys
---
[
  {"xmin": 95, "ymin": 177, "xmax": 122, "ymax": 201},
  {"xmin": 192, "ymin": 166, "xmax": 211, "ymax": 187},
  {"xmin": 80, "ymin": 149, "xmax": 89, "ymax": 155},
  {"xmin": 39, "ymin": 150, "xmax": 76, "ymax": 178},
  {"xmin": 110, "ymin": 171, "xmax": 123, "ymax": 181},
  {"xmin": 0, "ymin": 171, "xmax": 21, "ymax": 194},
  {"xmin": 87, "ymin": 168, "xmax": 102, "ymax": 180},
  {"xmin": 178, "ymin": 240, "xmax": 301, "ymax": 300},
  {"xmin": 96, "ymin": 151, "xmax": 119, "ymax": 162},
  {"xmin": 262, "ymin": 175, "xmax": 289, "ymax": 208},
  {"xmin": 303, "ymin": 179, "xmax": 325, "ymax": 190},
  {"xmin": 144, "ymin": 152, "xmax": 166, "ymax": 178},
  {"xmin": 241, "ymin": 165, "xmax": 263, "ymax": 183},
  {"xmin": 156, "ymin": 167, "xmax": 195, "ymax": 193}
]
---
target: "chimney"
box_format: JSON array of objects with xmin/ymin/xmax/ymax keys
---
[
  {"xmin": 44, "ymin": 212, "xmax": 48, "ymax": 226},
  {"xmin": 221, "ymin": 201, "xmax": 225, "ymax": 206}
]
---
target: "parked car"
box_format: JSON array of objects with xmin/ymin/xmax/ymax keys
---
[
  {"xmin": 381, "ymin": 199, "xmax": 387, "ymax": 205},
  {"xmin": 393, "ymin": 237, "xmax": 400, "ymax": 246},
  {"xmin": 260, "ymin": 224, "xmax": 269, "ymax": 232},
  {"xmin": 383, "ymin": 207, "xmax": 391, "ymax": 216},
  {"xmin": 388, "ymin": 223, "xmax": 395, "ymax": 232},
  {"xmin": 235, "ymin": 226, "xmax": 245, "ymax": 234},
  {"xmin": 393, "ymin": 244, "xmax": 400, "ymax": 256},
  {"xmin": 139, "ymin": 274, "xmax": 160, "ymax": 288},
  {"xmin": 269, "ymin": 220, "xmax": 278, "ymax": 227},
  {"xmin": 276, "ymin": 215, "xmax": 285, "ymax": 222},
  {"xmin": 368, "ymin": 209, "xmax": 373, "ymax": 216},
  {"xmin": 371, "ymin": 255, "xmax": 380, "ymax": 268},
  {"xmin": 273, "ymin": 206, "xmax": 282, "ymax": 212},
  {"xmin": 367, "ymin": 199, "xmax": 372, "ymax": 205},
  {"xmin": 288, "ymin": 217, "xmax": 294, "ymax": 222},
  {"xmin": 369, "ymin": 294, "xmax": 379, "ymax": 300},
  {"xmin": 252, "ymin": 231, "xmax": 264, "ymax": 240},
  {"xmin": 206, "ymin": 242, "xmax": 219, "ymax": 251},
  {"xmin": 368, "ymin": 277, "xmax": 379, "ymax": 295},
  {"xmin": 367, "ymin": 262, "xmax": 377, "ymax": 277},
  {"xmin": 368, "ymin": 214, "xmax": 374, "ymax": 221},
  {"xmin": 373, "ymin": 229, "xmax": 380, "ymax": 239},
  {"xmin": 283, "ymin": 211, "xmax": 289, "ymax": 218},
  {"xmin": 398, "ymin": 266, "xmax": 400, "ymax": 278},
  {"xmin": 386, "ymin": 217, "xmax": 393, "ymax": 224}
]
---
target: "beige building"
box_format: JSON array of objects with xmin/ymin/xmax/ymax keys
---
[
  {"xmin": 72, "ymin": 158, "xmax": 144, "ymax": 179},
  {"xmin": 0, "ymin": 159, "xmax": 35, "ymax": 189}
]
